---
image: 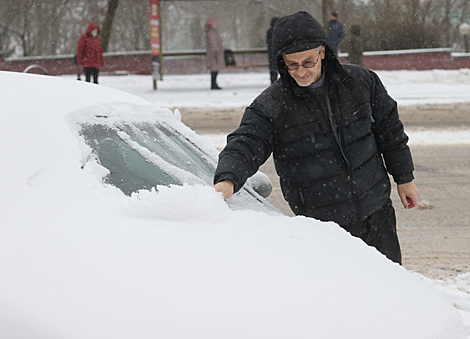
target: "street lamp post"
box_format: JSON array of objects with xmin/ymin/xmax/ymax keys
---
[
  {"xmin": 459, "ymin": 23, "xmax": 470, "ymax": 53},
  {"xmin": 150, "ymin": 0, "xmax": 162, "ymax": 90}
]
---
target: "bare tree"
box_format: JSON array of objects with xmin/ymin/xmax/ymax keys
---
[
  {"xmin": 345, "ymin": 0, "xmax": 444, "ymax": 51},
  {"xmin": 322, "ymin": 0, "xmax": 330, "ymax": 31},
  {"xmin": 101, "ymin": 0, "xmax": 119, "ymax": 52},
  {"xmin": 0, "ymin": 0, "xmax": 22, "ymax": 56},
  {"xmin": 109, "ymin": 0, "xmax": 150, "ymax": 52},
  {"xmin": 1, "ymin": 0, "xmax": 469, "ymax": 58}
]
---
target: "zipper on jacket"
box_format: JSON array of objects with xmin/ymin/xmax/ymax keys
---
[
  {"xmin": 298, "ymin": 186, "xmax": 305, "ymax": 205},
  {"xmin": 324, "ymin": 92, "xmax": 340, "ymax": 147},
  {"xmin": 325, "ymin": 92, "xmax": 348, "ymax": 164},
  {"xmin": 338, "ymin": 130, "xmax": 364, "ymax": 222},
  {"xmin": 337, "ymin": 133, "xmax": 349, "ymax": 165},
  {"xmin": 328, "ymin": 87, "xmax": 364, "ymax": 222}
]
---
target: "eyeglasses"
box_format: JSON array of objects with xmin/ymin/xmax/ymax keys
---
[{"xmin": 285, "ymin": 49, "xmax": 322, "ymax": 71}]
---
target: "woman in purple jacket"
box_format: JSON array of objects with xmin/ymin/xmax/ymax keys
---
[{"xmin": 205, "ymin": 18, "xmax": 224, "ymax": 90}]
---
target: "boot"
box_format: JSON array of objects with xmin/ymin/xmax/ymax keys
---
[{"xmin": 211, "ymin": 71, "xmax": 221, "ymax": 90}]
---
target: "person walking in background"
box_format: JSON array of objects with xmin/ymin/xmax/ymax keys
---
[
  {"xmin": 267, "ymin": 17, "xmax": 280, "ymax": 84},
  {"xmin": 327, "ymin": 12, "xmax": 345, "ymax": 57},
  {"xmin": 349, "ymin": 24, "xmax": 364, "ymax": 66},
  {"xmin": 214, "ymin": 11, "xmax": 418, "ymax": 264},
  {"xmin": 76, "ymin": 22, "xmax": 104, "ymax": 84},
  {"xmin": 205, "ymin": 18, "xmax": 224, "ymax": 90}
]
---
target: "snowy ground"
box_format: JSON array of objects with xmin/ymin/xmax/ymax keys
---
[
  {"xmin": 93, "ymin": 69, "xmax": 470, "ymax": 149},
  {"xmin": 94, "ymin": 68, "xmax": 470, "ymax": 108}
]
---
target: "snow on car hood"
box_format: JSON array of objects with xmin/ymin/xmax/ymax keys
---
[{"xmin": 0, "ymin": 72, "xmax": 466, "ymax": 338}]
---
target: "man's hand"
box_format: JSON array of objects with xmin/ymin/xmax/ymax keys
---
[
  {"xmin": 214, "ymin": 180, "xmax": 234, "ymax": 201},
  {"xmin": 397, "ymin": 181, "xmax": 419, "ymax": 209}
]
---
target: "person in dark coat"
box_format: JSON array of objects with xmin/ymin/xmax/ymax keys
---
[
  {"xmin": 327, "ymin": 12, "xmax": 345, "ymax": 57},
  {"xmin": 205, "ymin": 18, "xmax": 224, "ymax": 90},
  {"xmin": 267, "ymin": 17, "xmax": 280, "ymax": 84},
  {"xmin": 76, "ymin": 22, "xmax": 104, "ymax": 84},
  {"xmin": 214, "ymin": 11, "xmax": 419, "ymax": 264}
]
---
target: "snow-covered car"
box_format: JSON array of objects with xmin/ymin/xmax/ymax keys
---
[
  {"xmin": 69, "ymin": 101, "xmax": 275, "ymax": 212},
  {"xmin": 0, "ymin": 71, "xmax": 466, "ymax": 339}
]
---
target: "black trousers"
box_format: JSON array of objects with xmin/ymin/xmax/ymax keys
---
[
  {"xmin": 210, "ymin": 71, "xmax": 220, "ymax": 89},
  {"xmin": 344, "ymin": 201, "xmax": 402, "ymax": 264},
  {"xmin": 84, "ymin": 67, "xmax": 99, "ymax": 84}
]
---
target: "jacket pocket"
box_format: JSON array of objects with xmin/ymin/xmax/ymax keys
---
[
  {"xmin": 280, "ymin": 179, "xmax": 306, "ymax": 216},
  {"xmin": 276, "ymin": 134, "xmax": 317, "ymax": 160},
  {"xmin": 281, "ymin": 120, "xmax": 323, "ymax": 143},
  {"xmin": 276, "ymin": 121, "xmax": 322, "ymax": 160}
]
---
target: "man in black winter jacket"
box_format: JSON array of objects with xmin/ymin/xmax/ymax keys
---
[{"xmin": 213, "ymin": 11, "xmax": 418, "ymax": 264}]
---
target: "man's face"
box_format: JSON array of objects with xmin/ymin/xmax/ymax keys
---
[{"xmin": 283, "ymin": 47, "xmax": 325, "ymax": 87}]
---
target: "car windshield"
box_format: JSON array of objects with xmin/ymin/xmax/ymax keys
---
[{"xmin": 79, "ymin": 118, "xmax": 216, "ymax": 196}]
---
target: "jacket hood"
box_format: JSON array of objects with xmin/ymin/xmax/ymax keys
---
[
  {"xmin": 206, "ymin": 18, "xmax": 216, "ymax": 26},
  {"xmin": 270, "ymin": 17, "xmax": 279, "ymax": 28},
  {"xmin": 272, "ymin": 11, "xmax": 345, "ymax": 85},
  {"xmin": 205, "ymin": 18, "xmax": 218, "ymax": 32},
  {"xmin": 86, "ymin": 22, "xmax": 100, "ymax": 35}
]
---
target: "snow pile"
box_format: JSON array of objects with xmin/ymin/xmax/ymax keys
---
[
  {"xmin": 418, "ymin": 273, "xmax": 470, "ymax": 334},
  {"xmin": 378, "ymin": 68, "xmax": 470, "ymax": 84},
  {"xmin": 127, "ymin": 184, "xmax": 231, "ymax": 221},
  {"xmin": 1, "ymin": 181, "xmax": 467, "ymax": 339},
  {"xmin": 408, "ymin": 129, "xmax": 470, "ymax": 145}
]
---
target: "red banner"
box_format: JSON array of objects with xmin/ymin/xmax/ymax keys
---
[{"xmin": 150, "ymin": 0, "xmax": 160, "ymax": 57}]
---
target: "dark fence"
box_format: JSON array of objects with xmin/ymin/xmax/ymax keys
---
[
  {"xmin": 358, "ymin": 48, "xmax": 470, "ymax": 71},
  {"xmin": 1, "ymin": 48, "xmax": 469, "ymax": 76}
]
